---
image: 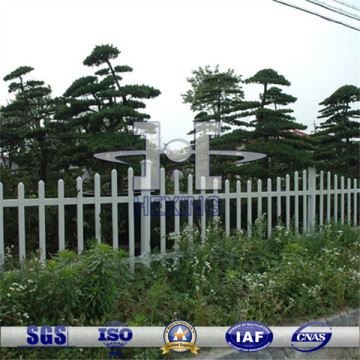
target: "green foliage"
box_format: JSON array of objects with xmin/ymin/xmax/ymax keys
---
[
  {"xmin": 0, "ymin": 244, "xmax": 130, "ymax": 326},
  {"xmin": 83, "ymin": 44, "xmax": 120, "ymax": 67},
  {"xmin": 314, "ymin": 84, "xmax": 360, "ymax": 179},
  {"xmin": 55, "ymin": 44, "xmax": 161, "ymax": 187},
  {"xmin": 1, "ymin": 223, "xmax": 358, "ymax": 359},
  {"xmin": 245, "ymin": 68, "xmax": 291, "ymax": 87},
  {"xmin": 242, "ymin": 68, "xmax": 315, "ymax": 179},
  {"xmin": 1, "ymin": 66, "xmax": 58, "ymax": 182},
  {"xmin": 3, "ymin": 66, "xmax": 34, "ymax": 82},
  {"xmin": 182, "ymin": 65, "xmax": 250, "ymax": 129}
]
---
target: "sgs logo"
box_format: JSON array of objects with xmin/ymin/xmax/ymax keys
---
[{"xmin": 27, "ymin": 325, "xmax": 67, "ymax": 346}]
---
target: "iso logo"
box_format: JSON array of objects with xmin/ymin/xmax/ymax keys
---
[
  {"xmin": 291, "ymin": 322, "xmax": 332, "ymax": 352},
  {"xmin": 225, "ymin": 321, "xmax": 273, "ymax": 352},
  {"xmin": 98, "ymin": 321, "xmax": 133, "ymax": 357}
]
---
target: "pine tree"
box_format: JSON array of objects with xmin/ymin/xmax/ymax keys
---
[
  {"xmin": 1, "ymin": 66, "xmax": 57, "ymax": 182},
  {"xmin": 243, "ymin": 68, "xmax": 314, "ymax": 179},
  {"xmin": 182, "ymin": 65, "xmax": 256, "ymax": 131},
  {"xmin": 314, "ymin": 84, "xmax": 360, "ymax": 178},
  {"xmin": 54, "ymin": 44, "xmax": 161, "ymax": 187},
  {"xmin": 181, "ymin": 65, "xmax": 257, "ymax": 179}
]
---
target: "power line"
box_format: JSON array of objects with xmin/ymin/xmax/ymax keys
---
[
  {"xmin": 272, "ymin": 0, "xmax": 360, "ymax": 31},
  {"xmin": 306, "ymin": 0, "xmax": 360, "ymax": 21},
  {"xmin": 333, "ymin": 0, "xmax": 360, "ymax": 12}
]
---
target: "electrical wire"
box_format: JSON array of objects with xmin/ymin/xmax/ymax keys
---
[
  {"xmin": 333, "ymin": 0, "xmax": 360, "ymax": 12},
  {"xmin": 306, "ymin": 0, "xmax": 360, "ymax": 21},
  {"xmin": 272, "ymin": 0, "xmax": 360, "ymax": 31}
]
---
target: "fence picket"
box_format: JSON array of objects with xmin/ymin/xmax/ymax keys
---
[
  {"xmin": 128, "ymin": 168, "xmax": 135, "ymax": 258},
  {"xmin": 111, "ymin": 170, "xmax": 118, "ymax": 250},
  {"xmin": 294, "ymin": 171, "xmax": 299, "ymax": 233},
  {"xmin": 319, "ymin": 171, "xmax": 324, "ymax": 227},
  {"xmin": 334, "ymin": 174, "xmax": 338, "ymax": 223},
  {"xmin": 308, "ymin": 167, "xmax": 316, "ymax": 229},
  {"xmin": 18, "ymin": 183, "xmax": 25, "ymax": 261},
  {"xmin": 267, "ymin": 178, "xmax": 272, "ymax": 238},
  {"xmin": 127, "ymin": 168, "xmax": 135, "ymax": 272},
  {"xmin": 187, "ymin": 173, "xmax": 193, "ymax": 243},
  {"xmin": 354, "ymin": 179, "xmax": 358, "ymax": 226},
  {"xmin": 247, "ymin": 180, "xmax": 252, "ymax": 237},
  {"xmin": 201, "ymin": 177, "xmax": 206, "ymax": 243},
  {"xmin": 174, "ymin": 170, "xmax": 180, "ymax": 235},
  {"xmin": 38, "ymin": 181, "xmax": 46, "ymax": 261},
  {"xmin": 58, "ymin": 180, "xmax": 65, "ymax": 251},
  {"xmin": 236, "ymin": 180, "xmax": 241, "ymax": 232},
  {"xmin": 160, "ymin": 168, "xmax": 166, "ymax": 250},
  {"xmin": 327, "ymin": 172, "xmax": 331, "ymax": 223},
  {"xmin": 94, "ymin": 174, "xmax": 101, "ymax": 244},
  {"xmin": 76, "ymin": 177, "xmax": 84, "ymax": 254},
  {"xmin": 303, "ymin": 170, "xmax": 307, "ymax": 232},
  {"xmin": 285, "ymin": 175, "xmax": 290, "ymax": 230},
  {"xmin": 225, "ymin": 180, "xmax": 230, "ymax": 236},
  {"xmin": 276, "ymin": 177, "xmax": 281, "ymax": 221},
  {"xmin": 140, "ymin": 161, "xmax": 151, "ymax": 260},
  {"xmin": 213, "ymin": 178, "xmax": 219, "ymax": 225},
  {"xmin": 257, "ymin": 179, "xmax": 262, "ymax": 219}
]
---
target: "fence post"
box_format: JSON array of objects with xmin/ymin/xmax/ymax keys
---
[
  {"xmin": 140, "ymin": 160, "xmax": 151, "ymax": 263},
  {"xmin": 307, "ymin": 167, "xmax": 316, "ymax": 229}
]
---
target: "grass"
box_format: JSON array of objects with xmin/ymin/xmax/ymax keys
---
[{"xmin": 1, "ymin": 221, "xmax": 359, "ymax": 359}]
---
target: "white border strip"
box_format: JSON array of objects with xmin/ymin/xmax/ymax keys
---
[{"xmin": 1, "ymin": 327, "xmax": 359, "ymax": 347}]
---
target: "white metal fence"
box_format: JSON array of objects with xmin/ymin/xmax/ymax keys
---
[{"xmin": 0, "ymin": 167, "xmax": 359, "ymax": 266}]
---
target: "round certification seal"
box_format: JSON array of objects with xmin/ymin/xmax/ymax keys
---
[
  {"xmin": 161, "ymin": 320, "xmax": 200, "ymax": 354},
  {"xmin": 226, "ymin": 321, "xmax": 273, "ymax": 352}
]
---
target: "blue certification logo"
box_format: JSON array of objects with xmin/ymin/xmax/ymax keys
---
[
  {"xmin": 98, "ymin": 320, "xmax": 133, "ymax": 357},
  {"xmin": 25, "ymin": 325, "xmax": 73, "ymax": 347},
  {"xmin": 291, "ymin": 322, "xmax": 332, "ymax": 352},
  {"xmin": 225, "ymin": 321, "xmax": 273, "ymax": 352}
]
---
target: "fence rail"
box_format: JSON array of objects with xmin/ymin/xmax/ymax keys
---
[{"xmin": 0, "ymin": 167, "xmax": 359, "ymax": 265}]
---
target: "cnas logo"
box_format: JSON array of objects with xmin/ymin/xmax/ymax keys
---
[
  {"xmin": 291, "ymin": 322, "xmax": 332, "ymax": 352},
  {"xmin": 27, "ymin": 325, "xmax": 68, "ymax": 346},
  {"xmin": 226, "ymin": 321, "xmax": 273, "ymax": 352},
  {"xmin": 98, "ymin": 321, "xmax": 133, "ymax": 357}
]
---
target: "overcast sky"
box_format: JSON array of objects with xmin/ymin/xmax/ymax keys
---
[{"xmin": 0, "ymin": 0, "xmax": 359, "ymax": 145}]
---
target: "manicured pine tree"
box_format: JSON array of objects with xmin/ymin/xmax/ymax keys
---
[
  {"xmin": 55, "ymin": 44, "xmax": 161, "ymax": 188},
  {"xmin": 1, "ymin": 66, "xmax": 57, "ymax": 182},
  {"xmin": 314, "ymin": 84, "xmax": 360, "ymax": 178},
  {"xmin": 242, "ymin": 68, "xmax": 314, "ymax": 180}
]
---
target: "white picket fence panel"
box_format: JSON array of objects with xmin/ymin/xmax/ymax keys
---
[{"xmin": 0, "ymin": 167, "xmax": 359, "ymax": 266}]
